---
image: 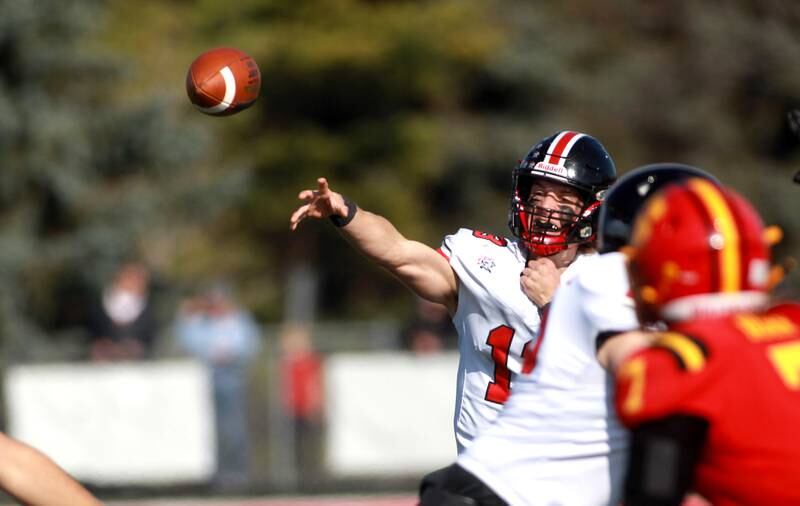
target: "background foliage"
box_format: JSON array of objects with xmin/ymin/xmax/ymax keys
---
[{"xmin": 1, "ymin": 0, "xmax": 799, "ymax": 356}]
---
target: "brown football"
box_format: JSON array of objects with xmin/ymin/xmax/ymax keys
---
[{"xmin": 186, "ymin": 47, "xmax": 261, "ymax": 116}]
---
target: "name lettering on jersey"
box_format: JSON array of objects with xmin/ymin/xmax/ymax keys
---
[
  {"xmin": 654, "ymin": 332, "xmax": 708, "ymax": 372},
  {"xmin": 735, "ymin": 314, "xmax": 798, "ymax": 342}
]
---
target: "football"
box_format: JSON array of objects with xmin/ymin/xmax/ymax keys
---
[{"xmin": 186, "ymin": 47, "xmax": 261, "ymax": 116}]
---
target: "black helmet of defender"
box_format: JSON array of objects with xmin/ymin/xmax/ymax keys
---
[
  {"xmin": 509, "ymin": 131, "xmax": 617, "ymax": 257},
  {"xmin": 597, "ymin": 163, "xmax": 720, "ymax": 254}
]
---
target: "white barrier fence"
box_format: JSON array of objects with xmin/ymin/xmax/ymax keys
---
[
  {"xmin": 2, "ymin": 352, "xmax": 459, "ymax": 485},
  {"xmin": 4, "ymin": 360, "xmax": 216, "ymax": 485},
  {"xmin": 324, "ymin": 352, "xmax": 458, "ymax": 475}
]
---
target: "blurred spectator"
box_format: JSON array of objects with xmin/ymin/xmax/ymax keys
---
[
  {"xmin": 400, "ymin": 298, "xmax": 457, "ymax": 353},
  {"xmin": 88, "ymin": 261, "xmax": 157, "ymax": 361},
  {"xmin": 403, "ymin": 321, "xmax": 446, "ymax": 355},
  {"xmin": 174, "ymin": 282, "xmax": 261, "ymax": 490},
  {"xmin": 279, "ymin": 323, "xmax": 324, "ymax": 486}
]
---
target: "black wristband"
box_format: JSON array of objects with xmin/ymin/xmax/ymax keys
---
[{"xmin": 330, "ymin": 198, "xmax": 358, "ymax": 227}]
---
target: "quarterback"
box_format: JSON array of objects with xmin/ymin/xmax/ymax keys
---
[
  {"xmin": 290, "ymin": 131, "xmax": 615, "ymax": 452},
  {"xmin": 420, "ymin": 164, "xmax": 718, "ymax": 505}
]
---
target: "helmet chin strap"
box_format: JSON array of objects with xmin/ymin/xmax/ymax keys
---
[
  {"xmin": 525, "ymin": 240, "xmax": 581, "ymax": 272},
  {"xmin": 525, "ymin": 220, "xmax": 570, "ymax": 257},
  {"xmin": 527, "ymin": 241, "xmax": 569, "ymax": 258}
]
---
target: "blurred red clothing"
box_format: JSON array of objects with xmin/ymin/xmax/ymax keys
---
[{"xmin": 281, "ymin": 350, "xmax": 323, "ymax": 420}]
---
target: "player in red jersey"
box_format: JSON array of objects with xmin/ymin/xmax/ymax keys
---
[{"xmin": 606, "ymin": 178, "xmax": 800, "ymax": 506}]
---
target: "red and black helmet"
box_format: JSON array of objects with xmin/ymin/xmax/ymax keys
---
[
  {"xmin": 627, "ymin": 179, "xmax": 771, "ymax": 323},
  {"xmin": 508, "ymin": 131, "xmax": 616, "ymax": 257}
]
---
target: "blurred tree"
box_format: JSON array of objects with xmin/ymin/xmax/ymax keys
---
[
  {"xmin": 0, "ymin": 0, "xmax": 239, "ymax": 360},
  {"xmin": 541, "ymin": 0, "xmax": 800, "ymax": 290},
  {"xmin": 103, "ymin": 0, "xmax": 512, "ymax": 321},
  {"xmin": 103, "ymin": 0, "xmax": 800, "ymax": 322},
  {"xmin": 6, "ymin": 0, "xmax": 799, "ymax": 347}
]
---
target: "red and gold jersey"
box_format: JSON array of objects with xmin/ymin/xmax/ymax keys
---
[{"xmin": 616, "ymin": 303, "xmax": 800, "ymax": 506}]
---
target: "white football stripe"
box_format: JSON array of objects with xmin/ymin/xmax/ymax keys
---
[{"xmin": 194, "ymin": 66, "xmax": 236, "ymax": 114}]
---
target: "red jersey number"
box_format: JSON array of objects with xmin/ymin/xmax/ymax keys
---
[
  {"xmin": 485, "ymin": 325, "xmax": 515, "ymax": 404},
  {"xmin": 472, "ymin": 230, "xmax": 507, "ymax": 247}
]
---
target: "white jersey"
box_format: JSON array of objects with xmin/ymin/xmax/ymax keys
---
[
  {"xmin": 457, "ymin": 252, "xmax": 637, "ymax": 506},
  {"xmin": 439, "ymin": 228, "xmax": 591, "ymax": 453}
]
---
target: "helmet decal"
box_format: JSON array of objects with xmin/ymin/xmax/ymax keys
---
[
  {"xmin": 533, "ymin": 161, "xmax": 572, "ymax": 178},
  {"xmin": 544, "ymin": 131, "xmax": 585, "ymax": 165},
  {"xmin": 686, "ymin": 178, "xmax": 742, "ymax": 293}
]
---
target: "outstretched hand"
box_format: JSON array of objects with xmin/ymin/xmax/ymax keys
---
[{"xmin": 289, "ymin": 178, "xmax": 349, "ymax": 231}]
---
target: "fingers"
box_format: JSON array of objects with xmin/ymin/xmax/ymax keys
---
[
  {"xmin": 291, "ymin": 178, "xmax": 334, "ymax": 231},
  {"xmin": 297, "ymin": 177, "xmax": 333, "ymax": 202},
  {"xmin": 520, "ymin": 269, "xmax": 540, "ymax": 283},
  {"xmin": 297, "ymin": 189, "xmax": 316, "ymax": 201},
  {"xmin": 527, "ymin": 257, "xmax": 556, "ymax": 269},
  {"xmin": 520, "ymin": 265, "xmax": 558, "ymax": 307},
  {"xmin": 525, "ymin": 259, "xmax": 558, "ymax": 282},
  {"xmin": 289, "ymin": 204, "xmax": 311, "ymax": 231},
  {"xmin": 522, "ymin": 261, "xmax": 554, "ymax": 279}
]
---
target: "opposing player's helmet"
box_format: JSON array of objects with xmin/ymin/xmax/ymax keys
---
[
  {"xmin": 627, "ymin": 179, "xmax": 771, "ymax": 323},
  {"xmin": 598, "ymin": 163, "xmax": 719, "ymax": 254},
  {"xmin": 509, "ymin": 131, "xmax": 617, "ymax": 256}
]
